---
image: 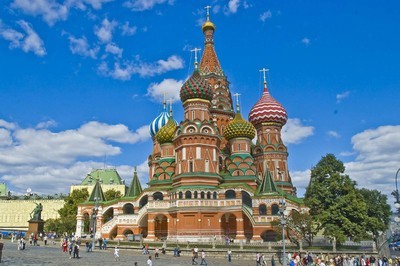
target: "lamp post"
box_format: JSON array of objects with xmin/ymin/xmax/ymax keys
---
[
  {"xmin": 92, "ymin": 197, "xmax": 99, "ymax": 251},
  {"xmin": 278, "ymin": 167, "xmax": 287, "ymax": 266},
  {"xmin": 394, "ymin": 169, "xmax": 400, "ymax": 223}
]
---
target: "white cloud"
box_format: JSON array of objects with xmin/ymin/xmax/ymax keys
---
[
  {"xmin": 336, "ymin": 91, "xmax": 350, "ymax": 103},
  {"xmin": 281, "ymin": 118, "xmax": 314, "ymax": 144},
  {"xmin": 69, "ymin": 0, "xmax": 114, "ymax": 10},
  {"xmin": 327, "ymin": 130, "xmax": 340, "ymax": 138},
  {"xmin": 99, "ymin": 55, "xmax": 184, "ymax": 80},
  {"xmin": 95, "ymin": 18, "xmax": 117, "ymax": 43},
  {"xmin": 0, "ymin": 119, "xmax": 151, "ymax": 194},
  {"xmin": 0, "ymin": 119, "xmax": 17, "ymax": 130},
  {"xmin": 67, "ymin": 34, "xmax": 99, "ymax": 59},
  {"xmin": 123, "ymin": 0, "xmax": 170, "ymax": 11},
  {"xmin": 147, "ymin": 78, "xmax": 183, "ymax": 103},
  {"xmin": 36, "ymin": 120, "xmax": 57, "ymax": 129},
  {"xmin": 344, "ymin": 125, "xmax": 400, "ymax": 203},
  {"xmin": 105, "ymin": 43, "xmax": 123, "ymax": 57},
  {"xmin": 11, "ymin": 0, "xmax": 69, "ymax": 26},
  {"xmin": 259, "ymin": 10, "xmax": 272, "ymax": 22},
  {"xmin": 224, "ymin": 0, "xmax": 240, "ymax": 15},
  {"xmin": 0, "ymin": 20, "xmax": 46, "ymax": 56},
  {"xmin": 121, "ymin": 22, "xmax": 137, "ymax": 36},
  {"xmin": 290, "ymin": 169, "xmax": 311, "ymax": 197},
  {"xmin": 301, "ymin": 37, "xmax": 311, "ymax": 46}
]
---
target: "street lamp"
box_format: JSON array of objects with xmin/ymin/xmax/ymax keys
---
[
  {"xmin": 277, "ymin": 167, "xmax": 288, "ymax": 266},
  {"xmin": 92, "ymin": 197, "xmax": 99, "ymax": 250},
  {"xmin": 394, "ymin": 168, "xmax": 400, "ymax": 223}
]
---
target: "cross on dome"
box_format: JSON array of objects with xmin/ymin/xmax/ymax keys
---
[
  {"xmin": 205, "ymin": 5, "xmax": 211, "ymax": 21},
  {"xmin": 259, "ymin": 68, "xmax": 269, "ymax": 92},
  {"xmin": 233, "ymin": 93, "xmax": 241, "ymax": 112},
  {"xmin": 191, "ymin": 48, "xmax": 201, "ymax": 69}
]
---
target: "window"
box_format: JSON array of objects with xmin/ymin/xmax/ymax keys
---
[
  {"xmin": 225, "ymin": 190, "xmax": 236, "ymax": 199},
  {"xmin": 189, "ymin": 161, "xmax": 194, "ymax": 172},
  {"xmin": 207, "ymin": 192, "xmax": 211, "ymax": 199},
  {"xmin": 259, "ymin": 204, "xmax": 267, "ymax": 215},
  {"xmin": 213, "ymin": 192, "xmax": 217, "ymax": 199},
  {"xmin": 153, "ymin": 192, "xmax": 163, "ymax": 201},
  {"xmin": 201, "ymin": 192, "xmax": 205, "ymax": 199},
  {"xmin": 185, "ymin": 191, "xmax": 192, "ymax": 199},
  {"xmin": 271, "ymin": 204, "xmax": 279, "ymax": 215},
  {"xmin": 205, "ymin": 160, "xmax": 209, "ymax": 172},
  {"xmin": 179, "ymin": 192, "xmax": 183, "ymax": 199},
  {"xmin": 194, "ymin": 191, "xmax": 198, "ymax": 199}
]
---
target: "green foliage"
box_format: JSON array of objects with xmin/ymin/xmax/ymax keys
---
[
  {"xmin": 104, "ymin": 188, "xmax": 122, "ymax": 201},
  {"xmin": 358, "ymin": 188, "xmax": 391, "ymax": 241},
  {"xmin": 304, "ymin": 154, "xmax": 370, "ymax": 244},
  {"xmin": 46, "ymin": 188, "xmax": 89, "ymax": 234}
]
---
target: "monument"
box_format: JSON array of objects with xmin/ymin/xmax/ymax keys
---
[{"xmin": 27, "ymin": 202, "xmax": 45, "ymax": 237}]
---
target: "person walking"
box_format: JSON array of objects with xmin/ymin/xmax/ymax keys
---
[
  {"xmin": 228, "ymin": 249, "xmax": 232, "ymax": 262},
  {"xmin": 256, "ymin": 252, "xmax": 261, "ymax": 266},
  {"xmin": 114, "ymin": 246, "xmax": 120, "ymax": 261},
  {"xmin": 155, "ymin": 247, "xmax": 159, "ymax": 259},
  {"xmin": 147, "ymin": 255, "xmax": 153, "ymax": 266},
  {"xmin": 192, "ymin": 248, "xmax": 198, "ymax": 265},
  {"xmin": 73, "ymin": 243, "xmax": 80, "ymax": 259},
  {"xmin": 200, "ymin": 250, "xmax": 207, "ymax": 266}
]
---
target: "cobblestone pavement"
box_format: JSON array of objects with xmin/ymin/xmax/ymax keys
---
[{"xmin": 0, "ymin": 241, "xmax": 259, "ymax": 266}]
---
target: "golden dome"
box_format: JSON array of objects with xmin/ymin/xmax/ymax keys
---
[
  {"xmin": 202, "ymin": 20, "xmax": 215, "ymax": 32},
  {"xmin": 156, "ymin": 117, "xmax": 177, "ymax": 144},
  {"xmin": 224, "ymin": 112, "xmax": 256, "ymax": 141}
]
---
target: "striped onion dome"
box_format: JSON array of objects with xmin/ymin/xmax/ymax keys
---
[
  {"xmin": 156, "ymin": 116, "xmax": 177, "ymax": 144},
  {"xmin": 224, "ymin": 111, "xmax": 256, "ymax": 141},
  {"xmin": 149, "ymin": 107, "xmax": 169, "ymax": 137},
  {"xmin": 248, "ymin": 84, "xmax": 287, "ymax": 126},
  {"xmin": 180, "ymin": 70, "xmax": 213, "ymax": 103}
]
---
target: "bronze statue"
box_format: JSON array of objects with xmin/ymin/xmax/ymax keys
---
[{"xmin": 30, "ymin": 202, "xmax": 43, "ymax": 220}]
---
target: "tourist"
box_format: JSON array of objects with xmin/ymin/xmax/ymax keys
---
[
  {"xmin": 155, "ymin": 247, "xmax": 159, "ymax": 259},
  {"xmin": 194, "ymin": 246, "xmax": 199, "ymax": 259},
  {"xmin": 114, "ymin": 246, "xmax": 120, "ymax": 261},
  {"xmin": 192, "ymin": 248, "xmax": 198, "ymax": 265},
  {"xmin": 256, "ymin": 252, "xmax": 261, "ymax": 266},
  {"xmin": 103, "ymin": 238, "xmax": 108, "ymax": 250},
  {"xmin": 271, "ymin": 255, "xmax": 276, "ymax": 266},
  {"xmin": 73, "ymin": 243, "xmax": 80, "ymax": 259},
  {"xmin": 44, "ymin": 235, "xmax": 48, "ymax": 245},
  {"xmin": 200, "ymin": 250, "xmax": 207, "ymax": 265},
  {"xmin": 147, "ymin": 255, "xmax": 153, "ymax": 266},
  {"xmin": 228, "ymin": 249, "xmax": 232, "ymax": 262}
]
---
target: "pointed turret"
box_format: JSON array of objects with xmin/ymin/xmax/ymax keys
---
[
  {"xmin": 257, "ymin": 169, "xmax": 277, "ymax": 195},
  {"xmin": 89, "ymin": 180, "xmax": 106, "ymax": 202},
  {"xmin": 126, "ymin": 167, "xmax": 143, "ymax": 198}
]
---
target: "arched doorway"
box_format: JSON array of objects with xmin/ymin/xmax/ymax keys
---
[
  {"xmin": 242, "ymin": 191, "xmax": 252, "ymax": 208},
  {"xmin": 109, "ymin": 226, "xmax": 117, "ymax": 239},
  {"xmin": 83, "ymin": 213, "xmax": 90, "ymax": 234},
  {"xmin": 243, "ymin": 213, "xmax": 253, "ymax": 240},
  {"xmin": 138, "ymin": 214, "xmax": 148, "ymax": 238},
  {"xmin": 123, "ymin": 229, "xmax": 133, "ymax": 236},
  {"xmin": 261, "ymin": 230, "xmax": 277, "ymax": 242},
  {"xmin": 221, "ymin": 213, "xmax": 237, "ymax": 239},
  {"xmin": 102, "ymin": 207, "xmax": 114, "ymax": 223},
  {"xmin": 123, "ymin": 203, "xmax": 134, "ymax": 214},
  {"xmin": 139, "ymin": 195, "xmax": 148, "ymax": 209},
  {"xmin": 154, "ymin": 214, "xmax": 168, "ymax": 240}
]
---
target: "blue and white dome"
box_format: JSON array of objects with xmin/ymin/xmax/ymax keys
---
[{"xmin": 149, "ymin": 110, "xmax": 170, "ymax": 137}]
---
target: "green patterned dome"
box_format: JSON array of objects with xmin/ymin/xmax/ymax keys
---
[
  {"xmin": 156, "ymin": 116, "xmax": 177, "ymax": 144},
  {"xmin": 224, "ymin": 112, "xmax": 256, "ymax": 140},
  {"xmin": 180, "ymin": 70, "xmax": 213, "ymax": 102}
]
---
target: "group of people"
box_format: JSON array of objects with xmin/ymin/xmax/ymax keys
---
[
  {"xmin": 61, "ymin": 236, "xmax": 80, "ymax": 259},
  {"xmin": 191, "ymin": 247, "xmax": 208, "ymax": 265},
  {"xmin": 286, "ymin": 252, "xmax": 387, "ymax": 266}
]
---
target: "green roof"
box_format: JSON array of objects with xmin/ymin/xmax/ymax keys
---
[
  {"xmin": 125, "ymin": 168, "xmax": 143, "ymax": 198},
  {"xmin": 88, "ymin": 180, "xmax": 106, "ymax": 202},
  {"xmin": 0, "ymin": 183, "xmax": 7, "ymax": 198},
  {"xmin": 81, "ymin": 169, "xmax": 123, "ymax": 186},
  {"xmin": 257, "ymin": 169, "xmax": 277, "ymax": 195}
]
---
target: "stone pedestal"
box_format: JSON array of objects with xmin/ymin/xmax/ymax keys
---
[{"xmin": 27, "ymin": 219, "xmax": 45, "ymax": 237}]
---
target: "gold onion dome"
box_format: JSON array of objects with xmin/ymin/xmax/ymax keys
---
[
  {"xmin": 180, "ymin": 70, "xmax": 213, "ymax": 102},
  {"xmin": 224, "ymin": 112, "xmax": 256, "ymax": 141},
  {"xmin": 202, "ymin": 20, "xmax": 215, "ymax": 32},
  {"xmin": 156, "ymin": 116, "xmax": 177, "ymax": 144}
]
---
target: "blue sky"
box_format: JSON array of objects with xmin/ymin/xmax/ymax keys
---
[{"xmin": 0, "ymin": 0, "xmax": 399, "ymax": 203}]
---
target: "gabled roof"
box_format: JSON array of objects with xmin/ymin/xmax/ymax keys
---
[
  {"xmin": 81, "ymin": 169, "xmax": 123, "ymax": 186},
  {"xmin": 88, "ymin": 180, "xmax": 106, "ymax": 202},
  {"xmin": 257, "ymin": 168, "xmax": 277, "ymax": 195},
  {"xmin": 125, "ymin": 168, "xmax": 142, "ymax": 198}
]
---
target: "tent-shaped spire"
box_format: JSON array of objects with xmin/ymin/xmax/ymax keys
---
[
  {"xmin": 126, "ymin": 167, "xmax": 142, "ymax": 198},
  {"xmin": 257, "ymin": 168, "xmax": 277, "ymax": 195},
  {"xmin": 89, "ymin": 180, "xmax": 106, "ymax": 202}
]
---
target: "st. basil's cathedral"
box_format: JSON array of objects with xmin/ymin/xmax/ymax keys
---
[{"xmin": 75, "ymin": 11, "xmax": 306, "ymax": 243}]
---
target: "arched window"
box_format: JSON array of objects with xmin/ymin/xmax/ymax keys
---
[
  {"xmin": 194, "ymin": 191, "xmax": 198, "ymax": 199},
  {"xmin": 123, "ymin": 203, "xmax": 134, "ymax": 214},
  {"xmin": 271, "ymin": 204, "xmax": 279, "ymax": 215},
  {"xmin": 201, "ymin": 192, "xmax": 205, "ymax": 199},
  {"xmin": 259, "ymin": 204, "xmax": 267, "ymax": 215},
  {"xmin": 225, "ymin": 190, "xmax": 236, "ymax": 199},
  {"xmin": 207, "ymin": 192, "xmax": 211, "ymax": 199},
  {"xmin": 139, "ymin": 195, "xmax": 148, "ymax": 209},
  {"xmin": 242, "ymin": 191, "xmax": 252, "ymax": 208},
  {"xmin": 185, "ymin": 191, "xmax": 192, "ymax": 199},
  {"xmin": 213, "ymin": 192, "xmax": 217, "ymax": 199},
  {"xmin": 178, "ymin": 192, "xmax": 183, "ymax": 199},
  {"xmin": 153, "ymin": 192, "xmax": 163, "ymax": 201}
]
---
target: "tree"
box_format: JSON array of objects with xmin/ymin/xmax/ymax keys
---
[
  {"xmin": 104, "ymin": 188, "xmax": 123, "ymax": 201},
  {"xmin": 55, "ymin": 188, "xmax": 89, "ymax": 234},
  {"xmin": 304, "ymin": 154, "xmax": 369, "ymax": 244},
  {"xmin": 358, "ymin": 188, "xmax": 391, "ymax": 243}
]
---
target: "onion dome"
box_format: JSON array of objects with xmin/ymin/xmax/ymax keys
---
[
  {"xmin": 248, "ymin": 77, "xmax": 287, "ymax": 126},
  {"xmin": 149, "ymin": 103, "xmax": 170, "ymax": 137},
  {"xmin": 156, "ymin": 116, "xmax": 177, "ymax": 144},
  {"xmin": 224, "ymin": 112, "xmax": 256, "ymax": 141},
  {"xmin": 202, "ymin": 20, "xmax": 215, "ymax": 32},
  {"xmin": 180, "ymin": 70, "xmax": 213, "ymax": 102}
]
